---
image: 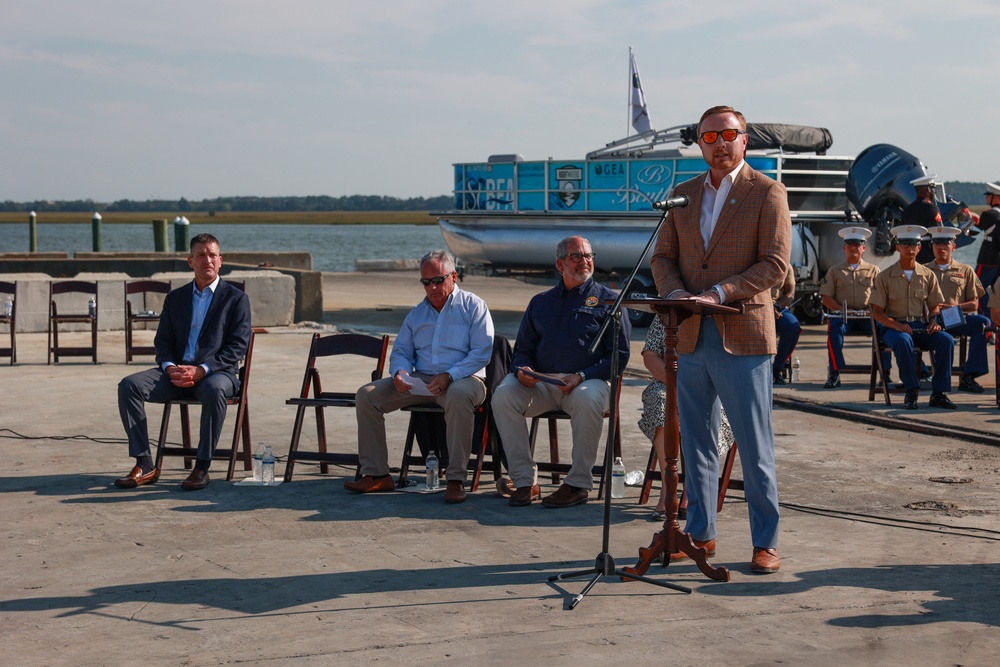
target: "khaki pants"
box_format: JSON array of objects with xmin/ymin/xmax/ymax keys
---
[
  {"xmin": 355, "ymin": 373, "xmax": 486, "ymax": 481},
  {"xmin": 491, "ymin": 373, "xmax": 608, "ymax": 490}
]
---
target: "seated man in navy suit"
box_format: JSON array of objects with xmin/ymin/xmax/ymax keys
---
[{"xmin": 115, "ymin": 233, "xmax": 252, "ymax": 491}]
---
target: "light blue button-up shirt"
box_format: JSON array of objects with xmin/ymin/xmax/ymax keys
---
[
  {"xmin": 162, "ymin": 275, "xmax": 219, "ymax": 375},
  {"xmin": 389, "ymin": 286, "xmax": 493, "ymax": 380}
]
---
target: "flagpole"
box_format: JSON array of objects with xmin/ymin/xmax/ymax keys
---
[{"xmin": 627, "ymin": 46, "xmax": 633, "ymax": 140}]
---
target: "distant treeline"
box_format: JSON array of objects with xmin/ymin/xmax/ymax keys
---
[
  {"xmin": 1, "ymin": 182, "xmax": 995, "ymax": 214},
  {"xmin": 0, "ymin": 194, "xmax": 453, "ymax": 214}
]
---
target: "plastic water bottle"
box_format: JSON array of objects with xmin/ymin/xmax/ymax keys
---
[
  {"xmin": 262, "ymin": 445, "xmax": 275, "ymax": 485},
  {"xmin": 791, "ymin": 356, "xmax": 801, "ymax": 383},
  {"xmin": 425, "ymin": 450, "xmax": 439, "ymax": 490},
  {"xmin": 611, "ymin": 457, "xmax": 626, "ymax": 499},
  {"xmin": 88, "ymin": 298, "xmax": 96, "ymax": 318},
  {"xmin": 252, "ymin": 443, "xmax": 265, "ymax": 481},
  {"xmin": 2, "ymin": 297, "xmax": 11, "ymax": 318}
]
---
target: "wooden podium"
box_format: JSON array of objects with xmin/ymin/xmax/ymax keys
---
[{"xmin": 621, "ymin": 297, "xmax": 739, "ymax": 583}]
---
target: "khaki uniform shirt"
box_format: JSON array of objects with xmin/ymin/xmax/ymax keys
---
[
  {"xmin": 869, "ymin": 262, "xmax": 945, "ymax": 320},
  {"xmin": 923, "ymin": 260, "xmax": 985, "ymax": 305},
  {"xmin": 818, "ymin": 259, "xmax": 880, "ymax": 309}
]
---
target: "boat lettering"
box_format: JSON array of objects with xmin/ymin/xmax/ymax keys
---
[
  {"xmin": 870, "ymin": 151, "xmax": 898, "ymax": 174},
  {"xmin": 636, "ymin": 164, "xmax": 673, "ymax": 186},
  {"xmin": 593, "ymin": 163, "xmax": 625, "ymax": 176}
]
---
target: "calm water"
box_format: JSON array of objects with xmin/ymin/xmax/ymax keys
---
[
  {"xmin": 0, "ymin": 220, "xmax": 983, "ymax": 272},
  {"xmin": 0, "ymin": 223, "xmax": 446, "ymax": 273}
]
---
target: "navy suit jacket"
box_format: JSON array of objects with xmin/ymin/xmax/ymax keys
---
[{"xmin": 154, "ymin": 279, "xmax": 252, "ymax": 387}]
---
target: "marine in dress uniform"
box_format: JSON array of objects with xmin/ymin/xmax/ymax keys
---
[
  {"xmin": 923, "ymin": 226, "xmax": 990, "ymax": 393},
  {"xmin": 818, "ymin": 226, "xmax": 890, "ymax": 388},
  {"xmin": 869, "ymin": 225, "xmax": 956, "ymax": 410}
]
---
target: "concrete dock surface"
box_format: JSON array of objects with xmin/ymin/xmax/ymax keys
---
[{"xmin": 2, "ymin": 271, "xmax": 999, "ymax": 665}]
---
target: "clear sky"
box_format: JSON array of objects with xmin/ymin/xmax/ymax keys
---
[{"xmin": 2, "ymin": 0, "xmax": 998, "ymax": 202}]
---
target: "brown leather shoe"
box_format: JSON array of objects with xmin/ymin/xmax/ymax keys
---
[
  {"xmin": 751, "ymin": 547, "xmax": 781, "ymax": 573},
  {"xmin": 114, "ymin": 465, "xmax": 160, "ymax": 489},
  {"xmin": 541, "ymin": 483, "xmax": 589, "ymax": 508},
  {"xmin": 344, "ymin": 474, "xmax": 395, "ymax": 493},
  {"xmin": 181, "ymin": 468, "xmax": 210, "ymax": 491},
  {"xmin": 444, "ymin": 480, "xmax": 467, "ymax": 504},
  {"xmin": 508, "ymin": 483, "xmax": 541, "ymax": 506},
  {"xmin": 669, "ymin": 538, "xmax": 717, "ymax": 562}
]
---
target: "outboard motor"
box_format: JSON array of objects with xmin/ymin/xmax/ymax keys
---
[
  {"xmin": 846, "ymin": 143, "xmax": 967, "ymax": 256},
  {"xmin": 846, "ymin": 144, "xmax": 923, "ymax": 256}
]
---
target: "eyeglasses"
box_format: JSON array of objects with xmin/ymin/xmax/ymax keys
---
[
  {"xmin": 563, "ymin": 252, "xmax": 596, "ymax": 263},
  {"xmin": 699, "ymin": 129, "xmax": 744, "ymax": 144},
  {"xmin": 419, "ymin": 274, "xmax": 452, "ymax": 286}
]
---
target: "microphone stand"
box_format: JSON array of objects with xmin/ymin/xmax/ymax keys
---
[{"xmin": 547, "ymin": 202, "xmax": 691, "ymax": 609}]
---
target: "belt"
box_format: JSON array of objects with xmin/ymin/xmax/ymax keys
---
[{"xmin": 896, "ymin": 318, "xmax": 924, "ymax": 323}]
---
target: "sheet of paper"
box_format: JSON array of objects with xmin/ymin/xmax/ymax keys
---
[
  {"xmin": 514, "ymin": 367, "xmax": 568, "ymax": 386},
  {"xmin": 397, "ymin": 374, "xmax": 434, "ymax": 396}
]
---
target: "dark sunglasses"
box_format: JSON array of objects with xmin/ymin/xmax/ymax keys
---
[
  {"xmin": 419, "ymin": 274, "xmax": 452, "ymax": 286},
  {"xmin": 699, "ymin": 129, "xmax": 744, "ymax": 144},
  {"xmin": 564, "ymin": 252, "xmax": 596, "ymax": 263}
]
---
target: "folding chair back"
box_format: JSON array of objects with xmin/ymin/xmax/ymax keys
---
[
  {"xmin": 0, "ymin": 281, "xmax": 16, "ymax": 364},
  {"xmin": 283, "ymin": 332, "xmax": 391, "ymax": 481},
  {"xmin": 48, "ymin": 280, "xmax": 98, "ymax": 364},
  {"xmin": 124, "ymin": 280, "xmax": 171, "ymax": 363}
]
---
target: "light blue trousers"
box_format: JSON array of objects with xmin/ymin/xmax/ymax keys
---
[{"xmin": 677, "ymin": 319, "xmax": 780, "ymax": 549}]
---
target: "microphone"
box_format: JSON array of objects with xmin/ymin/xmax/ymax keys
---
[{"xmin": 652, "ymin": 195, "xmax": 691, "ymax": 210}]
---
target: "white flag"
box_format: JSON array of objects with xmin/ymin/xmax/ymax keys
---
[{"xmin": 630, "ymin": 51, "xmax": 652, "ymax": 135}]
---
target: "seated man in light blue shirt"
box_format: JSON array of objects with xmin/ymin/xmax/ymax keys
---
[{"xmin": 347, "ymin": 249, "xmax": 494, "ymax": 504}]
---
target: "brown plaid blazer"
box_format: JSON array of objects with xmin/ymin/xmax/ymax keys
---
[{"xmin": 650, "ymin": 162, "xmax": 792, "ymax": 355}]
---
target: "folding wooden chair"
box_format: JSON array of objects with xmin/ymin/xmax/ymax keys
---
[
  {"xmin": 868, "ymin": 312, "xmax": 893, "ymax": 405},
  {"xmin": 124, "ymin": 280, "xmax": 171, "ymax": 363},
  {"xmin": 638, "ymin": 438, "xmax": 741, "ymax": 514},
  {"xmin": 0, "ymin": 281, "xmax": 16, "ymax": 365},
  {"xmin": 48, "ymin": 280, "xmax": 98, "ymax": 364},
  {"xmin": 283, "ymin": 332, "xmax": 390, "ymax": 482},
  {"xmin": 396, "ymin": 335, "xmax": 512, "ymax": 492},
  {"xmin": 154, "ymin": 331, "xmax": 256, "ymax": 481}
]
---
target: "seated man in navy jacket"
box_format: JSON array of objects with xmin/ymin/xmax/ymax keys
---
[
  {"xmin": 115, "ymin": 233, "xmax": 252, "ymax": 491},
  {"xmin": 492, "ymin": 236, "xmax": 631, "ymax": 508}
]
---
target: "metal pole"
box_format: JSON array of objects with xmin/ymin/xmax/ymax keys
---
[
  {"xmin": 173, "ymin": 215, "xmax": 190, "ymax": 253},
  {"xmin": 28, "ymin": 210, "xmax": 37, "ymax": 252},
  {"xmin": 91, "ymin": 212, "xmax": 102, "ymax": 252},
  {"xmin": 153, "ymin": 219, "xmax": 169, "ymax": 251}
]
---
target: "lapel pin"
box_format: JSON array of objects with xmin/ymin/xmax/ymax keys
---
[{"xmin": 729, "ymin": 198, "xmax": 737, "ymax": 205}]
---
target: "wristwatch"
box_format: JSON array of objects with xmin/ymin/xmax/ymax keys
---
[{"xmin": 577, "ymin": 371, "xmax": 586, "ymax": 382}]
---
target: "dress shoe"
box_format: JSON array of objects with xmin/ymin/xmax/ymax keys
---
[
  {"xmin": 751, "ymin": 547, "xmax": 781, "ymax": 573},
  {"xmin": 903, "ymin": 389, "xmax": 919, "ymax": 410},
  {"xmin": 508, "ymin": 483, "xmax": 541, "ymax": 507},
  {"xmin": 958, "ymin": 375, "xmax": 985, "ymax": 393},
  {"xmin": 181, "ymin": 468, "xmax": 210, "ymax": 491},
  {"xmin": 114, "ymin": 465, "xmax": 160, "ymax": 489},
  {"xmin": 669, "ymin": 538, "xmax": 716, "ymax": 562},
  {"xmin": 444, "ymin": 480, "xmax": 467, "ymax": 504},
  {"xmin": 928, "ymin": 392, "xmax": 957, "ymax": 409},
  {"xmin": 344, "ymin": 474, "xmax": 395, "ymax": 493},
  {"xmin": 772, "ymin": 373, "xmax": 786, "ymax": 385},
  {"xmin": 823, "ymin": 372, "xmax": 841, "ymax": 389},
  {"xmin": 541, "ymin": 483, "xmax": 589, "ymax": 508}
]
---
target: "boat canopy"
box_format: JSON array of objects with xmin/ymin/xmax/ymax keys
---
[{"xmin": 588, "ymin": 123, "xmax": 833, "ymax": 159}]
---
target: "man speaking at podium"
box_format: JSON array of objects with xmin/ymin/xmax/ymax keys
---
[{"xmin": 650, "ymin": 105, "xmax": 792, "ymax": 574}]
